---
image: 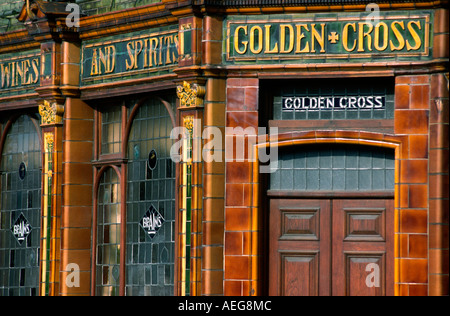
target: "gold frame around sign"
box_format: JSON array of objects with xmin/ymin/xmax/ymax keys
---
[{"xmin": 225, "ymin": 13, "xmax": 431, "ymax": 62}]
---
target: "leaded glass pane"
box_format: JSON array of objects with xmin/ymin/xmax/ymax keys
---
[
  {"xmin": 0, "ymin": 115, "xmax": 41, "ymax": 296},
  {"xmin": 96, "ymin": 168, "xmax": 121, "ymax": 296},
  {"xmin": 126, "ymin": 96, "xmax": 176, "ymax": 296},
  {"xmin": 101, "ymin": 105, "xmax": 122, "ymax": 154},
  {"xmin": 271, "ymin": 145, "xmax": 395, "ymax": 191}
]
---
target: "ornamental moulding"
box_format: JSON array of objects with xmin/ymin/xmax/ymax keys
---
[
  {"xmin": 177, "ymin": 81, "xmax": 206, "ymax": 108},
  {"xmin": 38, "ymin": 100, "xmax": 64, "ymax": 126}
]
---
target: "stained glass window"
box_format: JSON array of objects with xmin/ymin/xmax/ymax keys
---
[
  {"xmin": 101, "ymin": 105, "xmax": 122, "ymax": 155},
  {"xmin": 271, "ymin": 144, "xmax": 395, "ymax": 191},
  {"xmin": 96, "ymin": 168, "xmax": 121, "ymax": 296},
  {"xmin": 0, "ymin": 115, "xmax": 41, "ymax": 296},
  {"xmin": 126, "ymin": 96, "xmax": 176, "ymax": 296}
]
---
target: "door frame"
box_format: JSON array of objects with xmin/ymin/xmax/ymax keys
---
[{"xmin": 249, "ymin": 130, "xmax": 406, "ymax": 296}]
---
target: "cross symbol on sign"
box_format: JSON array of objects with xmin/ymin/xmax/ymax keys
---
[{"xmin": 328, "ymin": 32, "xmax": 340, "ymax": 44}]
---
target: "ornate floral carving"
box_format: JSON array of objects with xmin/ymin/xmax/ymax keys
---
[
  {"xmin": 177, "ymin": 81, "xmax": 206, "ymax": 108},
  {"xmin": 38, "ymin": 100, "xmax": 64, "ymax": 126}
]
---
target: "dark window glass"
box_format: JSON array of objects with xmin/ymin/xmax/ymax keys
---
[
  {"xmin": 101, "ymin": 105, "xmax": 122, "ymax": 154},
  {"xmin": 0, "ymin": 115, "xmax": 41, "ymax": 296},
  {"xmin": 271, "ymin": 144, "xmax": 395, "ymax": 192},
  {"xmin": 272, "ymin": 78, "xmax": 395, "ymax": 121},
  {"xmin": 96, "ymin": 168, "xmax": 121, "ymax": 296},
  {"xmin": 126, "ymin": 96, "xmax": 176, "ymax": 296}
]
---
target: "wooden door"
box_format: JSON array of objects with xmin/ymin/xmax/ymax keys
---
[
  {"xmin": 269, "ymin": 199, "xmax": 331, "ymax": 296},
  {"xmin": 269, "ymin": 198, "xmax": 394, "ymax": 296},
  {"xmin": 332, "ymin": 199, "xmax": 394, "ymax": 296}
]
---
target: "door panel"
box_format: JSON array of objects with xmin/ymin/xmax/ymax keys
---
[
  {"xmin": 269, "ymin": 199, "xmax": 331, "ymax": 296},
  {"xmin": 332, "ymin": 199, "xmax": 394, "ymax": 296},
  {"xmin": 269, "ymin": 198, "xmax": 394, "ymax": 296}
]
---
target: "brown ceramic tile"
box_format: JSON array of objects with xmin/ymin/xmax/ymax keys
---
[
  {"xmin": 429, "ymin": 274, "xmax": 450, "ymax": 296},
  {"xmin": 224, "ymin": 281, "xmax": 242, "ymax": 296},
  {"xmin": 408, "ymin": 184, "xmax": 428, "ymax": 208},
  {"xmin": 225, "ymin": 207, "xmax": 251, "ymax": 232},
  {"xmin": 429, "ymin": 148, "xmax": 449, "ymax": 173},
  {"xmin": 409, "ymin": 135, "xmax": 428, "ymax": 159},
  {"xmin": 433, "ymin": 33, "xmax": 449, "ymax": 59},
  {"xmin": 410, "ymin": 85, "xmax": 430, "ymax": 110},
  {"xmin": 400, "ymin": 209, "xmax": 428, "ymax": 234},
  {"xmin": 430, "ymin": 99, "xmax": 449, "ymax": 126},
  {"xmin": 396, "ymin": 76, "xmax": 412, "ymax": 85},
  {"xmin": 226, "ymin": 161, "xmax": 252, "ymax": 184},
  {"xmin": 62, "ymin": 206, "xmax": 92, "ymax": 228},
  {"xmin": 401, "ymin": 160, "xmax": 428, "ymax": 184},
  {"xmin": 429, "ymin": 198, "xmax": 449, "ymax": 224},
  {"xmin": 61, "ymin": 227, "xmax": 92, "ymax": 250},
  {"xmin": 240, "ymin": 78, "xmax": 259, "ymax": 87},
  {"xmin": 203, "ymin": 246, "xmax": 224, "ymax": 270},
  {"xmin": 203, "ymin": 198, "xmax": 225, "ymax": 222},
  {"xmin": 430, "ymin": 124, "xmax": 449, "ymax": 149},
  {"xmin": 227, "ymin": 87, "xmax": 245, "ymax": 111},
  {"xmin": 409, "ymin": 234, "xmax": 428, "ymax": 258},
  {"xmin": 202, "ymin": 270, "xmax": 224, "ymax": 295},
  {"xmin": 399, "ymin": 258, "xmax": 428, "ymax": 283},
  {"xmin": 204, "ymin": 174, "xmax": 225, "ymax": 198},
  {"xmin": 225, "ymin": 232, "xmax": 243, "ymax": 255},
  {"xmin": 224, "ymin": 256, "xmax": 249, "ymax": 280},
  {"xmin": 399, "ymin": 234, "xmax": 409, "ymax": 257},
  {"xmin": 408, "ymin": 284, "xmax": 428, "ymax": 296},
  {"xmin": 244, "ymin": 88, "xmax": 259, "ymax": 111},
  {"xmin": 226, "ymin": 183, "xmax": 244, "ymax": 206},
  {"xmin": 226, "ymin": 111, "xmax": 258, "ymax": 129},
  {"xmin": 430, "ymin": 74, "xmax": 449, "ymax": 100},
  {"xmin": 434, "ymin": 8, "xmax": 450, "ymax": 34},
  {"xmin": 65, "ymin": 99, "xmax": 94, "ymax": 120},
  {"xmin": 63, "ymin": 184, "xmax": 93, "ymax": 207},
  {"xmin": 429, "ymin": 224, "xmax": 449, "ymax": 249},
  {"xmin": 395, "ymin": 85, "xmax": 410, "ymax": 109},
  {"xmin": 429, "ymin": 174, "xmax": 449, "ymax": 199},
  {"xmin": 203, "ymin": 221, "xmax": 224, "ymax": 246},
  {"xmin": 394, "ymin": 110, "xmax": 429, "ymax": 135},
  {"xmin": 429, "ymin": 249, "xmax": 449, "ymax": 274},
  {"xmin": 61, "ymin": 249, "xmax": 91, "ymax": 271},
  {"xmin": 63, "ymin": 163, "xmax": 93, "ymax": 185},
  {"xmin": 60, "ymin": 271, "xmax": 91, "ymax": 295},
  {"xmin": 64, "ymin": 141, "xmax": 93, "ymax": 163}
]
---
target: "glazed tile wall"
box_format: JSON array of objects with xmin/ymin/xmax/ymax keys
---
[
  {"xmin": 394, "ymin": 75, "xmax": 431, "ymax": 295},
  {"xmin": 224, "ymin": 77, "xmax": 259, "ymax": 296}
]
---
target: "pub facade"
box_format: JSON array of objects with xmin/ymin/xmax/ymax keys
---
[{"xmin": 0, "ymin": 0, "xmax": 448, "ymax": 296}]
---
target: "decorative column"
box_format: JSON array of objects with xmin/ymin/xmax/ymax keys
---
[
  {"xmin": 176, "ymin": 80, "xmax": 205, "ymax": 296},
  {"xmin": 38, "ymin": 100, "xmax": 64, "ymax": 296}
]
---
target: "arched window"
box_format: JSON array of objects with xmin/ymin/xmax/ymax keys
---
[
  {"xmin": 95, "ymin": 167, "xmax": 121, "ymax": 296},
  {"xmin": 126, "ymin": 96, "xmax": 176, "ymax": 296},
  {"xmin": 0, "ymin": 115, "xmax": 41, "ymax": 296}
]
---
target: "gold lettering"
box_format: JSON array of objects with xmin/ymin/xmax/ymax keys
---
[
  {"xmin": 390, "ymin": 21, "xmax": 406, "ymax": 51},
  {"xmin": 0, "ymin": 63, "xmax": 10, "ymax": 88},
  {"xmin": 143, "ymin": 39, "xmax": 149, "ymax": 68},
  {"xmin": 406, "ymin": 20, "xmax": 422, "ymax": 51},
  {"xmin": 295, "ymin": 24, "xmax": 310, "ymax": 53},
  {"xmin": 31, "ymin": 58, "xmax": 39, "ymax": 84},
  {"xmin": 22, "ymin": 60, "xmax": 31, "ymax": 85},
  {"xmin": 250, "ymin": 25, "xmax": 263, "ymax": 54},
  {"xmin": 173, "ymin": 34, "xmax": 179, "ymax": 63},
  {"xmin": 15, "ymin": 61, "xmax": 23, "ymax": 86},
  {"xmin": 90, "ymin": 48, "xmax": 99, "ymax": 75},
  {"xmin": 358, "ymin": 22, "xmax": 374, "ymax": 52},
  {"xmin": 126, "ymin": 42, "xmax": 135, "ymax": 70},
  {"xmin": 374, "ymin": 22, "xmax": 389, "ymax": 51},
  {"xmin": 234, "ymin": 25, "xmax": 248, "ymax": 55},
  {"xmin": 165, "ymin": 36, "xmax": 174, "ymax": 64},
  {"xmin": 264, "ymin": 25, "xmax": 279, "ymax": 53},
  {"xmin": 311, "ymin": 24, "xmax": 326, "ymax": 53},
  {"xmin": 148, "ymin": 38, "xmax": 159, "ymax": 67},
  {"xmin": 280, "ymin": 24, "xmax": 294, "ymax": 54},
  {"xmin": 159, "ymin": 37, "xmax": 164, "ymax": 65},
  {"xmin": 343, "ymin": 23, "xmax": 357, "ymax": 52}
]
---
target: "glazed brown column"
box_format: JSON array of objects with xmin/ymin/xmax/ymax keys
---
[
  {"xmin": 59, "ymin": 38, "xmax": 94, "ymax": 295},
  {"xmin": 428, "ymin": 8, "xmax": 449, "ymax": 296},
  {"xmin": 202, "ymin": 15, "xmax": 226, "ymax": 297},
  {"xmin": 224, "ymin": 77, "xmax": 259, "ymax": 296}
]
